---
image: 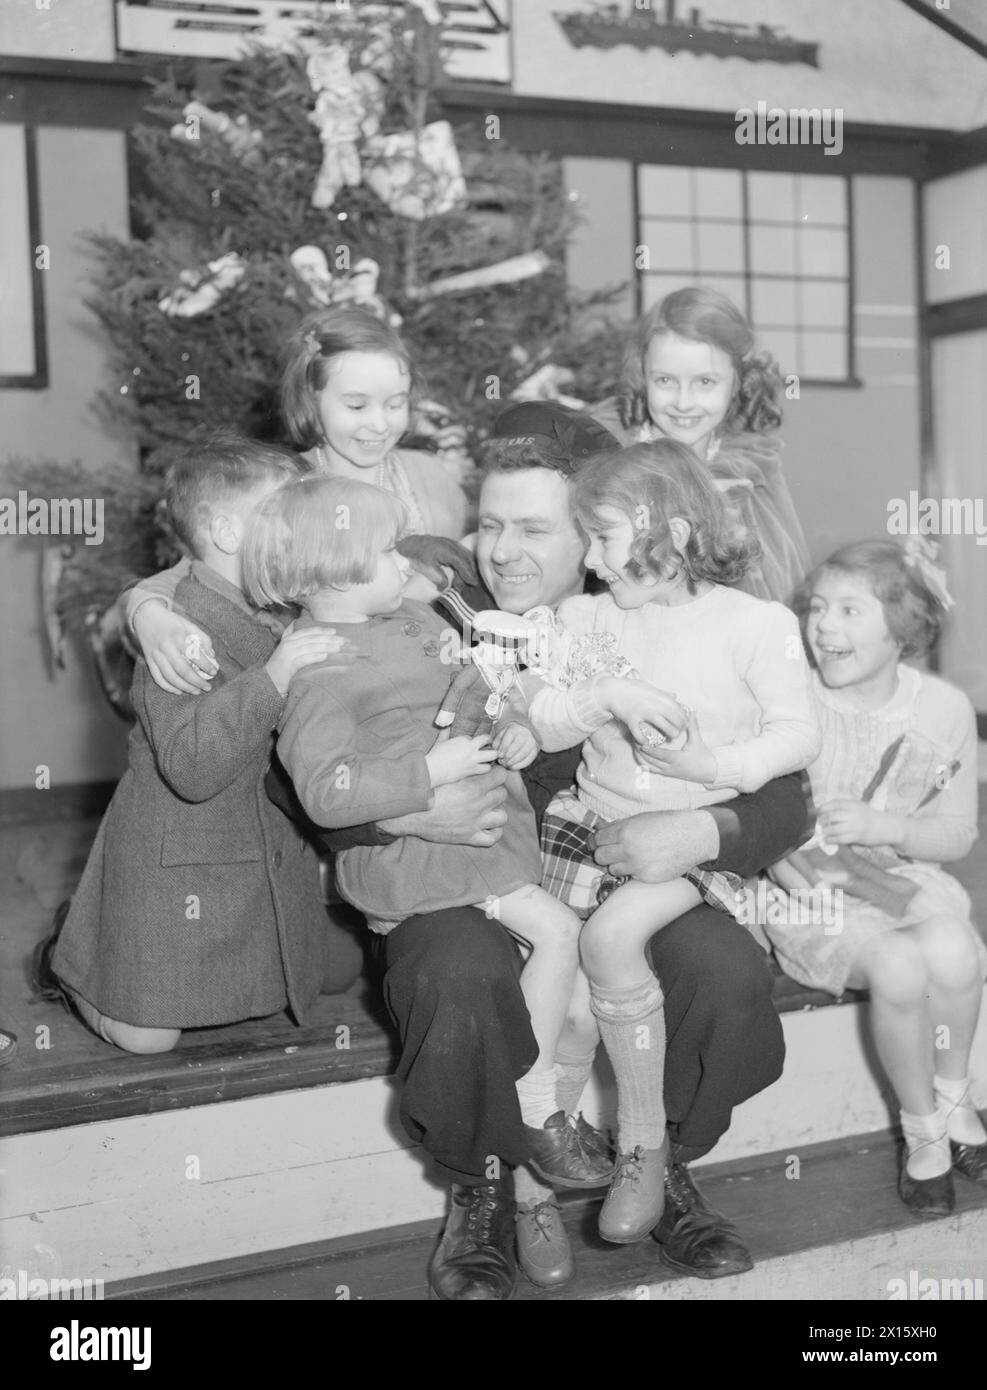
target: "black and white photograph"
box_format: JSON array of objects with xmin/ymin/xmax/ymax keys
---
[{"xmin": 1, "ymin": 0, "xmax": 986, "ymax": 1335}]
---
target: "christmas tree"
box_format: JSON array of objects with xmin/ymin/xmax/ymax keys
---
[
  {"xmin": 89, "ymin": 3, "xmax": 626, "ymax": 463},
  {"xmin": 16, "ymin": 2, "xmax": 629, "ymax": 711}
]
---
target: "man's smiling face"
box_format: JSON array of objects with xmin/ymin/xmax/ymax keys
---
[{"xmin": 476, "ymin": 467, "xmax": 587, "ymax": 615}]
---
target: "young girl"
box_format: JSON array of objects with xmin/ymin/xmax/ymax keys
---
[
  {"xmin": 123, "ymin": 307, "xmax": 470, "ymax": 695},
  {"xmin": 593, "ymin": 285, "xmax": 810, "ymax": 605},
  {"xmin": 279, "ymin": 305, "xmax": 468, "ymax": 541},
  {"xmin": 766, "ymin": 538, "xmax": 987, "ymax": 1217},
  {"xmin": 240, "ymin": 475, "xmax": 679, "ymax": 1190},
  {"xmin": 526, "ymin": 440, "xmax": 820, "ymax": 1243}
]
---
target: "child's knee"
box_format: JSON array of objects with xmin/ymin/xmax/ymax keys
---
[
  {"xmin": 579, "ymin": 912, "xmax": 624, "ymax": 977},
  {"xmin": 855, "ymin": 935, "xmax": 927, "ymax": 1006},
  {"xmin": 101, "ymin": 1018, "xmax": 182, "ymax": 1053},
  {"xmin": 917, "ymin": 916, "xmax": 984, "ymax": 988},
  {"xmin": 524, "ymin": 892, "xmax": 583, "ymax": 951}
]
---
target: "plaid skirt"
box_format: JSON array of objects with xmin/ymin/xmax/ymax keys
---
[{"xmin": 540, "ymin": 789, "xmax": 743, "ymax": 920}]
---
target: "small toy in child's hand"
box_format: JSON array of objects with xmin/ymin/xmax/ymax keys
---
[{"xmin": 434, "ymin": 605, "xmax": 534, "ymax": 747}]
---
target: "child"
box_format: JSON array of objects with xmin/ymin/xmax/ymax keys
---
[
  {"xmin": 280, "ymin": 304, "xmax": 468, "ymax": 541},
  {"xmin": 526, "ymin": 440, "xmax": 820, "ymax": 1243},
  {"xmin": 50, "ymin": 437, "xmax": 345, "ymax": 1051},
  {"xmin": 241, "ymin": 475, "xmax": 676, "ymax": 1189},
  {"xmin": 594, "ymin": 285, "xmax": 810, "ymax": 605},
  {"xmin": 120, "ymin": 305, "xmax": 470, "ymax": 696},
  {"xmin": 766, "ymin": 538, "xmax": 987, "ymax": 1216}
]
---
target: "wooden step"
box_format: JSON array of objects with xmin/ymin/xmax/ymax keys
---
[
  {"xmin": 3, "ymin": 994, "xmax": 986, "ymax": 1285},
  {"xmin": 102, "ymin": 1128, "xmax": 987, "ymax": 1302}
]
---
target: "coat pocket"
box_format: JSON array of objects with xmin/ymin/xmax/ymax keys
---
[{"xmin": 160, "ymin": 828, "xmax": 264, "ymax": 866}]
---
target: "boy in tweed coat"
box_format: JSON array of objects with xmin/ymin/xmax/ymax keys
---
[{"xmin": 51, "ymin": 437, "xmax": 346, "ymax": 1052}]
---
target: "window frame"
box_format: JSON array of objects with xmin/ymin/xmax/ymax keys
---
[{"xmin": 634, "ymin": 164, "xmax": 861, "ymax": 390}]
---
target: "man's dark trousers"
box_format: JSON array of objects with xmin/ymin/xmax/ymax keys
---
[{"xmin": 381, "ymin": 770, "xmax": 809, "ymax": 1182}]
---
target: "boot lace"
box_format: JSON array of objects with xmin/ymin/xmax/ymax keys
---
[{"xmin": 465, "ymin": 1184, "xmax": 500, "ymax": 1243}]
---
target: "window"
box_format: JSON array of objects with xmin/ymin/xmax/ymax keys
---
[
  {"xmin": 637, "ymin": 166, "xmax": 854, "ymax": 385},
  {"xmin": 0, "ymin": 125, "xmax": 47, "ymax": 389}
]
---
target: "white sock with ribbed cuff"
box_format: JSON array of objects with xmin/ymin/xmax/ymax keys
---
[{"xmin": 554, "ymin": 1049, "xmax": 597, "ymax": 1119}]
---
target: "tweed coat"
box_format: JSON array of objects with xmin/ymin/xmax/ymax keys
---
[{"xmin": 52, "ymin": 564, "xmax": 327, "ymax": 1028}]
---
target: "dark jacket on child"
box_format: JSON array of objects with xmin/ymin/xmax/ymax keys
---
[{"xmin": 52, "ymin": 563, "xmax": 327, "ymax": 1029}]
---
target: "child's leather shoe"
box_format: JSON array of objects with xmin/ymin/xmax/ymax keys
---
[
  {"xmin": 598, "ymin": 1141, "xmax": 668, "ymax": 1244},
  {"xmin": 515, "ymin": 1198, "xmax": 575, "ymax": 1289},
  {"xmin": 524, "ymin": 1110, "xmax": 616, "ymax": 1189}
]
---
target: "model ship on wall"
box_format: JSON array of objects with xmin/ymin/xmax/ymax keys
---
[{"xmin": 553, "ymin": 0, "xmax": 821, "ymax": 66}]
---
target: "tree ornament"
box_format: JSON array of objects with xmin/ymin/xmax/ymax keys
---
[
  {"xmin": 364, "ymin": 121, "xmax": 466, "ymax": 221},
  {"xmin": 158, "ymin": 252, "xmax": 246, "ymax": 318},
  {"xmin": 289, "ymin": 246, "xmax": 398, "ymax": 324},
  {"xmin": 408, "ymin": 250, "xmax": 551, "ymax": 300},
  {"xmin": 511, "ymin": 362, "xmax": 586, "ymax": 410},
  {"xmin": 306, "ymin": 44, "xmax": 384, "ymax": 210},
  {"xmin": 170, "ymin": 100, "xmax": 262, "ymax": 164}
]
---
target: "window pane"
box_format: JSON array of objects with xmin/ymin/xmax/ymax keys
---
[
  {"xmin": 800, "ymin": 226, "xmax": 847, "ymax": 278},
  {"xmin": 638, "ymin": 165, "xmax": 692, "ymax": 217},
  {"xmin": 801, "ymin": 330, "xmax": 848, "ymax": 379},
  {"xmin": 758, "ymin": 329, "xmax": 799, "ymax": 377},
  {"xmin": 750, "ymin": 224, "xmax": 796, "ymax": 275},
  {"xmin": 0, "ymin": 125, "xmax": 36, "ymax": 378},
  {"xmin": 641, "ymin": 218, "xmax": 694, "ymax": 271},
  {"xmin": 800, "ymin": 279, "xmax": 848, "ymax": 329},
  {"xmin": 694, "ymin": 168, "xmax": 742, "ymax": 220},
  {"xmin": 641, "ymin": 274, "xmax": 694, "ymax": 311},
  {"xmin": 748, "ymin": 171, "xmax": 795, "ymax": 223},
  {"xmin": 696, "ymin": 220, "xmax": 744, "ymax": 273},
  {"xmin": 751, "ymin": 276, "xmax": 798, "ymax": 327},
  {"xmin": 796, "ymin": 174, "xmax": 846, "ymax": 226}
]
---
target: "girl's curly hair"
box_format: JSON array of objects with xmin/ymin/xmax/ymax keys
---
[
  {"xmin": 618, "ymin": 286, "xmax": 784, "ymax": 436},
  {"xmin": 573, "ymin": 440, "xmax": 759, "ymax": 594}
]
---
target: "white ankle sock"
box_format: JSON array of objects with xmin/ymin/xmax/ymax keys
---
[
  {"xmin": 934, "ymin": 1075, "xmax": 987, "ymax": 1146},
  {"xmin": 554, "ymin": 1050, "xmax": 596, "ymax": 1118},
  {"xmin": 900, "ymin": 1106, "xmax": 951, "ymax": 1180},
  {"xmin": 516, "ymin": 1067, "xmax": 559, "ymax": 1129}
]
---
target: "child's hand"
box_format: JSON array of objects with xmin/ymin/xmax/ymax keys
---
[
  {"xmin": 265, "ymin": 621, "xmax": 350, "ymax": 697},
  {"xmin": 134, "ymin": 601, "xmax": 219, "ymax": 694},
  {"xmin": 426, "ymin": 734, "xmax": 499, "ymax": 788},
  {"xmin": 492, "ymin": 721, "xmax": 539, "ymax": 771},
  {"xmin": 602, "ymin": 678, "xmax": 688, "ymax": 747},
  {"xmin": 818, "ymin": 798, "xmax": 902, "ymax": 848},
  {"xmin": 633, "ymin": 713, "xmax": 717, "ymax": 786}
]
